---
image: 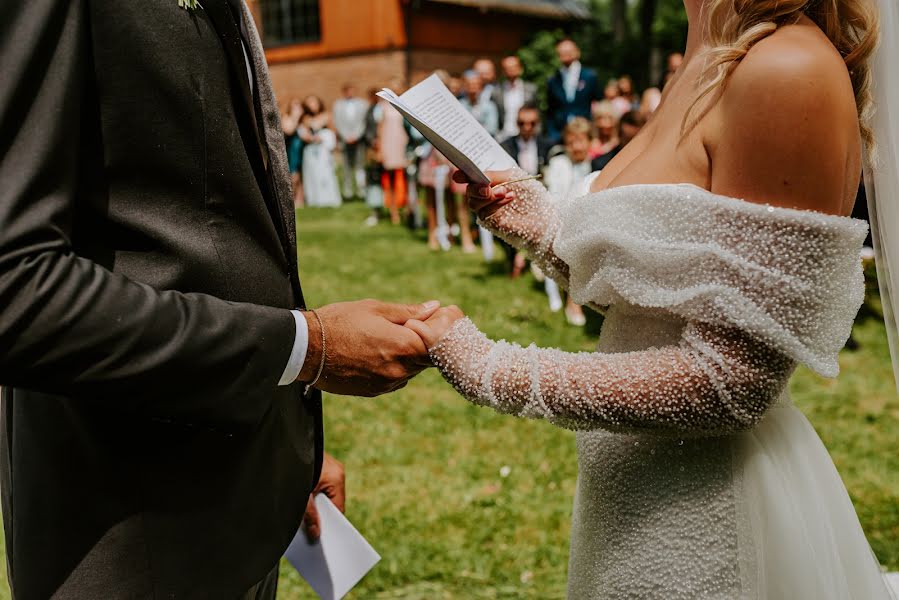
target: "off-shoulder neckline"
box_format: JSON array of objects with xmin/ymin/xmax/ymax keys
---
[{"xmin": 593, "ymin": 182, "xmax": 865, "ymax": 227}]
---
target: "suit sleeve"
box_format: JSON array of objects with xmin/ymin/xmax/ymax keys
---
[{"xmin": 0, "ymin": 0, "xmax": 298, "ymax": 427}]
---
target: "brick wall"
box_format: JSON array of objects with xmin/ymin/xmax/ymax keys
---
[
  {"xmin": 267, "ymin": 50, "xmax": 407, "ymax": 110},
  {"xmin": 408, "ymin": 49, "xmax": 505, "ymax": 83}
]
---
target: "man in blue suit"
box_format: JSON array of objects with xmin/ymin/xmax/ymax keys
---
[{"xmin": 546, "ymin": 39, "xmax": 600, "ymax": 143}]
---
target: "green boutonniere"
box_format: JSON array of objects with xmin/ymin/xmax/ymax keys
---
[{"xmin": 178, "ymin": 0, "xmax": 200, "ymax": 8}]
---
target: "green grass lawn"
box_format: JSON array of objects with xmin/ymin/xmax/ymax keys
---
[{"xmin": 0, "ymin": 202, "xmax": 895, "ymax": 599}]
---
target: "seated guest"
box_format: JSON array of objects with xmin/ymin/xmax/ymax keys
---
[{"xmin": 591, "ymin": 110, "xmax": 647, "ymax": 172}]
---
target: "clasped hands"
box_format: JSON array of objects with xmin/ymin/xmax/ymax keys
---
[{"xmin": 296, "ymin": 168, "xmax": 517, "ymax": 393}]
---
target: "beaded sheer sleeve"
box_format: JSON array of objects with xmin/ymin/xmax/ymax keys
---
[
  {"xmin": 479, "ymin": 168, "xmax": 573, "ymax": 287},
  {"xmin": 434, "ymin": 184, "xmax": 869, "ymax": 436}
]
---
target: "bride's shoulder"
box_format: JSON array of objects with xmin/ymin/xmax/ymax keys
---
[
  {"xmin": 728, "ymin": 20, "xmax": 852, "ymax": 100},
  {"xmin": 707, "ymin": 20, "xmax": 860, "ymax": 215}
]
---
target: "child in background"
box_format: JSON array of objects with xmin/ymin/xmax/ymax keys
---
[{"xmin": 542, "ymin": 117, "xmax": 593, "ymax": 326}]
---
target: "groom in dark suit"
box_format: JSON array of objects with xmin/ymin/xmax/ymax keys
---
[
  {"xmin": 0, "ymin": 1, "xmax": 436, "ymax": 598},
  {"xmin": 546, "ymin": 39, "xmax": 600, "ymax": 143}
]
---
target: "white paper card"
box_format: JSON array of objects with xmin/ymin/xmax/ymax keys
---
[
  {"xmin": 284, "ymin": 494, "xmax": 381, "ymax": 600},
  {"xmin": 376, "ymin": 74, "xmax": 516, "ymax": 184}
]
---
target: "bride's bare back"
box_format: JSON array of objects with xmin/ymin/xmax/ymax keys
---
[{"xmin": 592, "ymin": 16, "xmax": 862, "ymax": 216}]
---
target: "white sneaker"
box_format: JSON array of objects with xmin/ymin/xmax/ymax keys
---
[
  {"xmin": 364, "ymin": 215, "xmax": 378, "ymax": 227},
  {"xmin": 566, "ymin": 307, "xmax": 587, "ymax": 327},
  {"xmin": 546, "ymin": 278, "xmax": 563, "ymax": 312}
]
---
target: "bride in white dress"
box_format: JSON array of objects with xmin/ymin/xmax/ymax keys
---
[{"xmin": 405, "ymin": 0, "xmax": 898, "ymax": 597}]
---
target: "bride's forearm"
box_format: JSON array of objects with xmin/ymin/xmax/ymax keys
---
[
  {"xmin": 478, "ymin": 173, "xmax": 570, "ymax": 285},
  {"xmin": 430, "ymin": 318, "xmax": 794, "ymax": 436}
]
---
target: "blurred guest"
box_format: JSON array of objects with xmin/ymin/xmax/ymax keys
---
[
  {"xmin": 619, "ymin": 110, "xmax": 646, "ymax": 145},
  {"xmin": 496, "ymin": 55, "xmax": 538, "ymax": 142},
  {"xmin": 299, "ymin": 95, "xmax": 341, "ymax": 207},
  {"xmin": 543, "ymin": 117, "xmax": 593, "ymax": 325},
  {"xmin": 500, "ymin": 104, "xmax": 551, "ymax": 275},
  {"xmin": 603, "ymin": 79, "xmax": 620, "ymax": 102},
  {"xmin": 332, "ymin": 83, "xmax": 368, "ymax": 200},
  {"xmin": 617, "ymin": 75, "xmax": 639, "ymax": 112},
  {"xmin": 473, "ymin": 58, "xmax": 501, "ymax": 121},
  {"xmin": 419, "ymin": 71, "xmax": 457, "ymax": 250},
  {"xmin": 591, "ymin": 109, "xmax": 646, "ymax": 171},
  {"xmin": 500, "ymin": 105, "xmax": 551, "ymax": 177},
  {"xmin": 460, "ymin": 70, "xmax": 499, "ymax": 137},
  {"xmin": 589, "ymin": 100, "xmax": 619, "ymax": 160},
  {"xmin": 546, "ymin": 39, "xmax": 599, "ymax": 142},
  {"xmin": 659, "ymin": 51, "xmax": 684, "ymax": 90},
  {"xmin": 639, "ymin": 87, "xmax": 662, "ymax": 117},
  {"xmin": 377, "ymin": 80, "xmax": 409, "ymax": 224},
  {"xmin": 609, "ymin": 78, "xmax": 632, "ymax": 117},
  {"xmin": 281, "ymin": 98, "xmax": 305, "ymax": 208},
  {"xmin": 363, "ymin": 87, "xmax": 384, "ymax": 226},
  {"xmin": 448, "ymin": 74, "xmax": 465, "ymax": 99},
  {"xmin": 460, "ymin": 70, "xmax": 500, "ymax": 259}
]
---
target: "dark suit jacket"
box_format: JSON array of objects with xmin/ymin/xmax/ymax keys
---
[
  {"xmin": 500, "ymin": 136, "xmax": 552, "ymax": 175},
  {"xmin": 0, "ymin": 1, "xmax": 322, "ymax": 597},
  {"xmin": 546, "ymin": 66, "xmax": 600, "ymax": 141}
]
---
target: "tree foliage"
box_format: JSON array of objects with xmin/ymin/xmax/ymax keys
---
[{"xmin": 518, "ymin": 0, "xmax": 688, "ymax": 94}]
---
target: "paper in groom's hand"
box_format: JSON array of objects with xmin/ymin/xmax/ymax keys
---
[{"xmin": 285, "ymin": 494, "xmax": 380, "ymax": 600}]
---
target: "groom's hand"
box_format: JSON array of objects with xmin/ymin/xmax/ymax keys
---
[
  {"xmin": 303, "ymin": 452, "xmax": 345, "ymax": 542},
  {"xmin": 297, "ymin": 299, "xmax": 440, "ymax": 396}
]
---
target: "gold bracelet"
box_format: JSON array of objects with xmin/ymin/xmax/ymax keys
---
[
  {"xmin": 306, "ymin": 308, "xmax": 326, "ymax": 391},
  {"xmin": 491, "ymin": 174, "xmax": 541, "ymax": 191}
]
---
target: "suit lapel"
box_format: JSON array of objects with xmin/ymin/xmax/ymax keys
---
[
  {"xmin": 202, "ymin": 0, "xmax": 271, "ymax": 208},
  {"xmin": 233, "ymin": 1, "xmax": 305, "ymax": 307},
  {"xmin": 202, "ymin": 0, "xmax": 303, "ymax": 305}
]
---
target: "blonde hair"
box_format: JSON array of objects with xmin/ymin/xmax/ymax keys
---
[
  {"xmin": 683, "ymin": 0, "xmax": 879, "ymax": 156},
  {"xmin": 564, "ymin": 117, "xmax": 595, "ymax": 140}
]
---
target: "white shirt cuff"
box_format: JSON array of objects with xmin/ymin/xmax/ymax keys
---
[{"xmin": 278, "ymin": 310, "xmax": 309, "ymax": 386}]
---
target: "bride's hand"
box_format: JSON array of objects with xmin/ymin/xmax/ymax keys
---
[
  {"xmin": 452, "ymin": 169, "xmax": 519, "ymax": 219},
  {"xmin": 405, "ymin": 305, "xmax": 466, "ymax": 349}
]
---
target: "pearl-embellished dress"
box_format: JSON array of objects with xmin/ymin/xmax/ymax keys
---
[{"xmin": 430, "ymin": 174, "xmax": 894, "ymax": 599}]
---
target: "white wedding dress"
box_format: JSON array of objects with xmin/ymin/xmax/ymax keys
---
[{"xmin": 430, "ymin": 174, "xmax": 896, "ymax": 599}]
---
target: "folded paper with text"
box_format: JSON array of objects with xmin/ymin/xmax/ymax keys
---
[{"xmin": 377, "ymin": 74, "xmax": 517, "ymax": 185}]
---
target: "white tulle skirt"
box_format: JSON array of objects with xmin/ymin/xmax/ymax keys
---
[
  {"xmin": 736, "ymin": 401, "xmax": 894, "ymax": 599},
  {"xmin": 567, "ymin": 399, "xmax": 895, "ymax": 599}
]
